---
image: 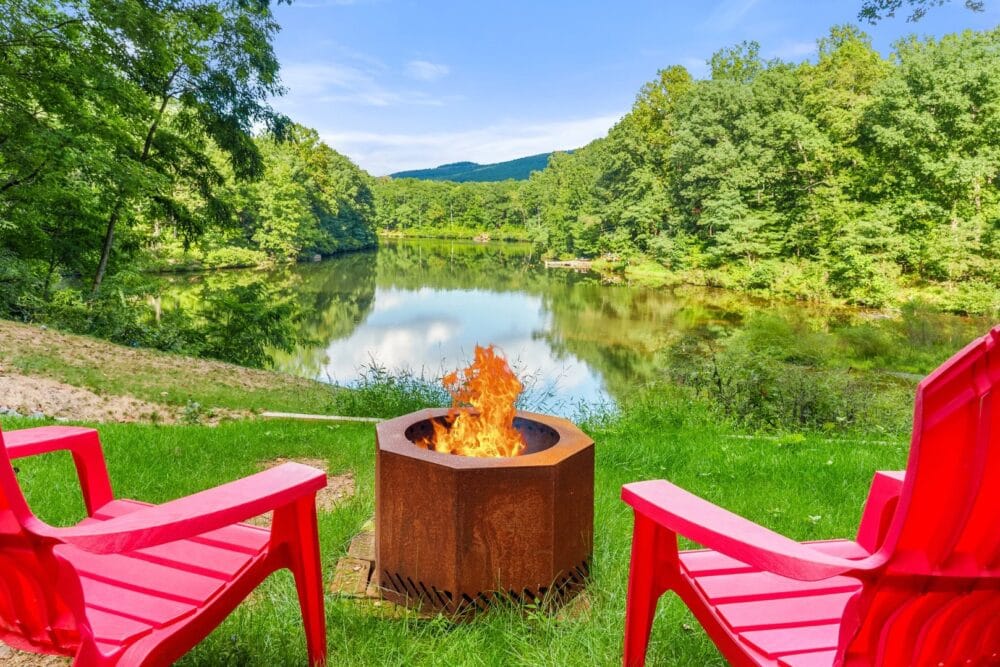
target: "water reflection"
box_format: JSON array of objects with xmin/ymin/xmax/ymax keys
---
[
  {"xmin": 160, "ymin": 238, "xmax": 992, "ymax": 416},
  {"xmin": 308, "ymin": 286, "xmax": 610, "ymax": 410},
  {"xmin": 272, "ymin": 240, "xmax": 616, "ymax": 412}
]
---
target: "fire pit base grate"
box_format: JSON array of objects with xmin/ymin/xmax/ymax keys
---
[{"xmin": 380, "ymin": 558, "xmax": 591, "ymax": 615}]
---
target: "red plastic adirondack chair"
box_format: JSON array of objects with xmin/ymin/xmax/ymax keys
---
[
  {"xmin": 0, "ymin": 424, "xmax": 328, "ymax": 666},
  {"xmin": 622, "ymin": 325, "xmax": 1000, "ymax": 666}
]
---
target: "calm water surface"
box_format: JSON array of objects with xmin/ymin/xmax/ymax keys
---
[{"xmin": 161, "ymin": 239, "xmax": 989, "ymax": 416}]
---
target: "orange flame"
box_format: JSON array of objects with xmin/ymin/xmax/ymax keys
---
[{"xmin": 421, "ymin": 345, "xmax": 526, "ymax": 457}]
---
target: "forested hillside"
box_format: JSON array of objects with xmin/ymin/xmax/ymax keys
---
[
  {"xmin": 153, "ymin": 125, "xmax": 377, "ymax": 272},
  {"xmin": 390, "ymin": 153, "xmax": 553, "ymax": 182},
  {"xmin": 374, "ymin": 26, "xmax": 1000, "ymax": 313},
  {"xmin": 373, "ymin": 178, "xmax": 531, "ymax": 240}
]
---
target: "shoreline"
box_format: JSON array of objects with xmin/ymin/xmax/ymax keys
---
[{"xmin": 141, "ymin": 234, "xmax": 995, "ymax": 318}]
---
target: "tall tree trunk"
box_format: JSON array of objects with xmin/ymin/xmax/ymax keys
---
[
  {"xmin": 91, "ymin": 69, "xmax": 178, "ymax": 295},
  {"xmin": 43, "ymin": 252, "xmax": 58, "ymax": 300},
  {"xmin": 91, "ymin": 199, "xmax": 124, "ymax": 294}
]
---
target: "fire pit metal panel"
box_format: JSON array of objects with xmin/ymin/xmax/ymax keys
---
[{"xmin": 375, "ymin": 408, "xmax": 594, "ymax": 614}]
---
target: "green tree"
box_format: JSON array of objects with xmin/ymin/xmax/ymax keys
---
[
  {"xmin": 862, "ymin": 29, "xmax": 1000, "ymax": 281},
  {"xmin": 859, "ymin": 0, "xmax": 985, "ymax": 23},
  {"xmin": 86, "ymin": 0, "xmax": 290, "ymax": 293}
]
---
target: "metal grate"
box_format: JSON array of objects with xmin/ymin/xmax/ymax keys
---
[{"xmin": 380, "ymin": 558, "xmax": 591, "ymax": 615}]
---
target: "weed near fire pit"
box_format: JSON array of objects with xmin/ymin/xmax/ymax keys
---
[{"xmin": 2, "ymin": 385, "xmax": 908, "ymax": 666}]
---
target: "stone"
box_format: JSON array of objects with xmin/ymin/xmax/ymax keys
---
[
  {"xmin": 347, "ymin": 531, "xmax": 375, "ymax": 562},
  {"xmin": 329, "ymin": 557, "xmax": 372, "ymax": 598}
]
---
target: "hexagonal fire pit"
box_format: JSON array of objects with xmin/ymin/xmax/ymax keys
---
[{"xmin": 375, "ymin": 408, "xmax": 594, "ymax": 614}]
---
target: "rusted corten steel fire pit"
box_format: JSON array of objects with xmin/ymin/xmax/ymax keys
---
[{"xmin": 375, "ymin": 407, "xmax": 594, "ymax": 614}]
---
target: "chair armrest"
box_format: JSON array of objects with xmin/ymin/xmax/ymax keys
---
[
  {"xmin": 38, "ymin": 463, "xmax": 327, "ymax": 554},
  {"xmin": 856, "ymin": 471, "xmax": 905, "ymax": 552},
  {"xmin": 622, "ymin": 480, "xmax": 878, "ymax": 581},
  {"xmin": 4, "ymin": 426, "xmax": 113, "ymax": 514}
]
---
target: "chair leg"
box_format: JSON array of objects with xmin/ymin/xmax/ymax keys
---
[
  {"xmin": 623, "ymin": 512, "xmax": 677, "ymax": 667},
  {"xmin": 276, "ymin": 497, "xmax": 328, "ymax": 666}
]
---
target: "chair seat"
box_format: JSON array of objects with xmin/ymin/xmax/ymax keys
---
[
  {"xmin": 55, "ymin": 500, "xmax": 271, "ymax": 654},
  {"xmin": 678, "ymin": 540, "xmax": 870, "ymax": 666}
]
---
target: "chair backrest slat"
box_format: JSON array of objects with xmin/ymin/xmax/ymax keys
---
[
  {"xmin": 883, "ymin": 326, "xmax": 1000, "ymax": 571},
  {"xmin": 841, "ymin": 326, "xmax": 1000, "ymax": 664}
]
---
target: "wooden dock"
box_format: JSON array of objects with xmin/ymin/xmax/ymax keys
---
[{"xmin": 544, "ymin": 259, "xmax": 592, "ymax": 270}]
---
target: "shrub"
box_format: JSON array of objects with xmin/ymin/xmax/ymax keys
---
[
  {"xmin": 668, "ymin": 329, "xmax": 913, "ymax": 434},
  {"xmin": 648, "ymin": 233, "xmax": 689, "ymax": 270},
  {"xmin": 836, "ymin": 323, "xmax": 896, "ymax": 362},
  {"xmin": 743, "ymin": 260, "xmax": 778, "ymax": 291},
  {"xmin": 771, "ymin": 261, "xmax": 833, "ymax": 303},
  {"xmin": 0, "ymin": 251, "xmax": 44, "ymax": 320},
  {"xmin": 329, "ymin": 364, "xmax": 447, "ymax": 419},
  {"xmin": 942, "ymin": 279, "xmax": 1000, "ymax": 317},
  {"xmin": 202, "ymin": 246, "xmax": 269, "ymax": 269}
]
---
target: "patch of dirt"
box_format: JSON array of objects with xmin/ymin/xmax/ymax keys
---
[
  {"xmin": 0, "ymin": 319, "xmax": 324, "ymax": 395},
  {"xmin": 0, "ymin": 642, "xmax": 69, "ymax": 666},
  {"xmin": 0, "ymin": 369, "xmax": 246, "ymax": 425},
  {"xmin": 247, "ymin": 458, "xmax": 355, "ymax": 527},
  {"xmin": 0, "ymin": 370, "xmax": 178, "ymax": 423}
]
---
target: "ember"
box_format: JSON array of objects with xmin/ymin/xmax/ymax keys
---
[{"xmin": 419, "ymin": 345, "xmax": 526, "ymax": 457}]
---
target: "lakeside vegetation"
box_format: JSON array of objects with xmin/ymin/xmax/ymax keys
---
[
  {"xmin": 373, "ymin": 25, "xmax": 1000, "ymax": 315},
  {"xmin": 373, "ymin": 178, "xmax": 533, "ymax": 241},
  {"xmin": 147, "ymin": 125, "xmax": 378, "ymax": 273},
  {"xmin": 3, "ymin": 2, "xmax": 998, "ymax": 371}
]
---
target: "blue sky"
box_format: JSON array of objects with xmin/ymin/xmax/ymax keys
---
[{"xmin": 270, "ymin": 0, "xmax": 1000, "ymax": 175}]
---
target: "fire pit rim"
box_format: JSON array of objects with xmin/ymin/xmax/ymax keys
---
[{"xmin": 375, "ymin": 408, "xmax": 591, "ymax": 469}]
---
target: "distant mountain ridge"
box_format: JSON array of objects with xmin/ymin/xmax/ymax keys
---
[{"xmin": 390, "ymin": 152, "xmax": 556, "ymax": 182}]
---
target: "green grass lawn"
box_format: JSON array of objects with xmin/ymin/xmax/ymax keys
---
[{"xmin": 1, "ymin": 391, "xmax": 910, "ymax": 666}]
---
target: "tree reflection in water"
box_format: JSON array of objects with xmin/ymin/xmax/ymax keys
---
[{"xmin": 158, "ymin": 238, "xmax": 992, "ymax": 417}]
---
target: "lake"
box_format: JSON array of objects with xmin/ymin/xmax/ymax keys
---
[{"xmin": 159, "ymin": 239, "xmax": 990, "ymax": 417}]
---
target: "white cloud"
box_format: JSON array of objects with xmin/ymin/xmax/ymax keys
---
[
  {"xmin": 768, "ymin": 40, "xmax": 817, "ymax": 61},
  {"xmin": 279, "ymin": 61, "xmax": 447, "ymax": 109},
  {"xmin": 406, "ymin": 60, "xmax": 450, "ymax": 82},
  {"xmin": 280, "ymin": 63, "xmax": 372, "ymax": 97},
  {"xmin": 322, "ymin": 114, "xmax": 620, "ymax": 175},
  {"xmin": 702, "ymin": 0, "xmax": 761, "ymax": 31}
]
